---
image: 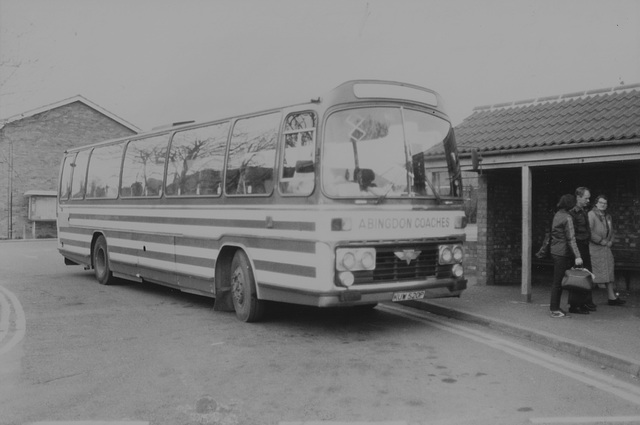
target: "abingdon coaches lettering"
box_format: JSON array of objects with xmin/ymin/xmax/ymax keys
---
[{"xmin": 358, "ymin": 216, "xmax": 451, "ymax": 230}]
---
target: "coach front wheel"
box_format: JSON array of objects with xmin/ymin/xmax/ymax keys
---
[
  {"xmin": 230, "ymin": 250, "xmax": 266, "ymax": 322},
  {"xmin": 93, "ymin": 235, "xmax": 116, "ymax": 285}
]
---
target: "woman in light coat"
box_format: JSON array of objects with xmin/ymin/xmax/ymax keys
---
[{"xmin": 588, "ymin": 194, "xmax": 625, "ymax": 306}]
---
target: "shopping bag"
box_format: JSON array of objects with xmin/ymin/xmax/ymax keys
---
[{"xmin": 561, "ymin": 268, "xmax": 594, "ymax": 292}]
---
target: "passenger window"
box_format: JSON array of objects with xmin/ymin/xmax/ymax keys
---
[
  {"xmin": 280, "ymin": 112, "xmax": 316, "ymax": 195},
  {"xmin": 121, "ymin": 134, "xmax": 169, "ymax": 198},
  {"xmin": 71, "ymin": 150, "xmax": 91, "ymax": 199},
  {"xmin": 59, "ymin": 154, "xmax": 75, "ymax": 201},
  {"xmin": 86, "ymin": 144, "xmax": 123, "ymax": 199},
  {"xmin": 225, "ymin": 113, "xmax": 280, "ymax": 195},
  {"xmin": 167, "ymin": 122, "xmax": 229, "ymax": 196}
]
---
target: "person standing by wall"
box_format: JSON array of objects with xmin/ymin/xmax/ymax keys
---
[
  {"xmin": 588, "ymin": 194, "xmax": 626, "ymax": 306},
  {"xmin": 570, "ymin": 186, "xmax": 597, "ymax": 312},
  {"xmin": 550, "ymin": 194, "xmax": 586, "ymax": 317}
]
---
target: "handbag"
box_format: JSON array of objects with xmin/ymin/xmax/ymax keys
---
[
  {"xmin": 561, "ymin": 268, "xmax": 594, "ymax": 292},
  {"xmin": 535, "ymin": 232, "xmax": 551, "ymax": 259}
]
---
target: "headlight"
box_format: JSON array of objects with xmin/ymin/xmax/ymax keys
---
[
  {"xmin": 361, "ymin": 251, "xmax": 375, "ymax": 269},
  {"xmin": 453, "ymin": 246, "xmax": 464, "ymax": 262},
  {"xmin": 338, "ymin": 271, "xmax": 355, "ymax": 287},
  {"xmin": 440, "ymin": 246, "xmax": 453, "ymax": 264},
  {"xmin": 336, "ymin": 248, "xmax": 376, "ymax": 271},
  {"xmin": 439, "ymin": 244, "xmax": 464, "ymax": 264},
  {"xmin": 342, "ymin": 252, "xmax": 356, "ymax": 270}
]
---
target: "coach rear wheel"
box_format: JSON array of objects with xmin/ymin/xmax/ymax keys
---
[
  {"xmin": 230, "ymin": 250, "xmax": 266, "ymax": 322},
  {"xmin": 93, "ymin": 235, "xmax": 116, "ymax": 285}
]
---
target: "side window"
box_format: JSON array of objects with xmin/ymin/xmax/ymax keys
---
[
  {"xmin": 225, "ymin": 113, "xmax": 280, "ymax": 196},
  {"xmin": 59, "ymin": 154, "xmax": 76, "ymax": 201},
  {"xmin": 71, "ymin": 150, "xmax": 91, "ymax": 200},
  {"xmin": 121, "ymin": 134, "xmax": 169, "ymax": 198},
  {"xmin": 86, "ymin": 144, "xmax": 123, "ymax": 199},
  {"xmin": 280, "ymin": 112, "xmax": 316, "ymax": 195},
  {"xmin": 166, "ymin": 122, "xmax": 229, "ymax": 197}
]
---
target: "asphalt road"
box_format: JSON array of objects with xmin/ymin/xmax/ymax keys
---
[{"xmin": 1, "ymin": 240, "xmax": 639, "ymax": 425}]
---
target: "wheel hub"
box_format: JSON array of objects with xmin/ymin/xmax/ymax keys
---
[{"xmin": 231, "ymin": 269, "xmax": 245, "ymax": 306}]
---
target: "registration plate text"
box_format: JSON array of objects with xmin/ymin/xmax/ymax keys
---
[{"xmin": 392, "ymin": 290, "xmax": 426, "ymax": 302}]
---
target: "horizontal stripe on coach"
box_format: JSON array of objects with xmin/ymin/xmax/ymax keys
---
[
  {"xmin": 254, "ymin": 259, "xmax": 316, "ymax": 278},
  {"xmin": 69, "ymin": 213, "xmax": 315, "ymax": 232}
]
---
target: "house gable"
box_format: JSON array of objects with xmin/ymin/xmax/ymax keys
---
[
  {"xmin": 0, "ymin": 96, "xmax": 140, "ymax": 239},
  {"xmin": 2, "ymin": 95, "xmax": 140, "ymax": 133}
]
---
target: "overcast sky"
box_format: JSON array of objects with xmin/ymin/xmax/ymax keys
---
[{"xmin": 1, "ymin": 0, "xmax": 639, "ymax": 131}]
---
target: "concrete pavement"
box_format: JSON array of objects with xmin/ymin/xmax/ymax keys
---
[{"xmin": 406, "ymin": 275, "xmax": 640, "ymax": 378}]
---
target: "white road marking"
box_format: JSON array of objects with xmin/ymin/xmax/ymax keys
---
[
  {"xmin": 0, "ymin": 285, "xmax": 26, "ymax": 356},
  {"xmin": 529, "ymin": 416, "xmax": 640, "ymax": 424},
  {"xmin": 380, "ymin": 304, "xmax": 640, "ymax": 407},
  {"xmin": 0, "ymin": 287, "xmax": 10, "ymax": 342},
  {"xmin": 25, "ymin": 422, "xmax": 149, "ymax": 425},
  {"xmin": 280, "ymin": 422, "xmax": 409, "ymax": 425}
]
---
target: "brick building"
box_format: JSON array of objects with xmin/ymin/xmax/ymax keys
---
[
  {"xmin": 0, "ymin": 96, "xmax": 140, "ymax": 239},
  {"xmin": 453, "ymin": 83, "xmax": 640, "ymax": 298}
]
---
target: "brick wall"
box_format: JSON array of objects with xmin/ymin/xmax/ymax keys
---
[
  {"xmin": 484, "ymin": 170, "xmax": 522, "ymax": 284},
  {"xmin": 0, "ymin": 102, "xmax": 137, "ymax": 239}
]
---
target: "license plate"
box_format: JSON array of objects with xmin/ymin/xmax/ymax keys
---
[{"xmin": 392, "ymin": 290, "xmax": 426, "ymax": 302}]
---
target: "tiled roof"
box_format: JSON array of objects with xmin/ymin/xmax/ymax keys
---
[
  {"xmin": 454, "ymin": 83, "xmax": 640, "ymax": 154},
  {"xmin": 1, "ymin": 95, "xmax": 141, "ymax": 133}
]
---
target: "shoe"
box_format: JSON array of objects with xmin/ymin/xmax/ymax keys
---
[
  {"xmin": 569, "ymin": 306, "xmax": 590, "ymax": 314},
  {"xmin": 550, "ymin": 310, "xmax": 567, "ymax": 318},
  {"xmin": 583, "ymin": 303, "xmax": 597, "ymax": 311},
  {"xmin": 608, "ymin": 298, "xmax": 626, "ymax": 306}
]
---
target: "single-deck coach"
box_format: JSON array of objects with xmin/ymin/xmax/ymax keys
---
[{"xmin": 57, "ymin": 80, "xmax": 468, "ymax": 321}]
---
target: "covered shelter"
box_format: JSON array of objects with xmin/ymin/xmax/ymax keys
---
[{"xmin": 454, "ymin": 83, "xmax": 640, "ymax": 300}]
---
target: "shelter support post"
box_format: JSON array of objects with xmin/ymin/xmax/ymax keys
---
[{"xmin": 521, "ymin": 165, "xmax": 532, "ymax": 302}]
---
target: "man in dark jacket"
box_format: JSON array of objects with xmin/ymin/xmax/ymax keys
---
[{"xmin": 570, "ymin": 186, "xmax": 597, "ymax": 311}]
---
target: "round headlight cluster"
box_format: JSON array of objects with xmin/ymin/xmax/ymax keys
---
[
  {"xmin": 336, "ymin": 248, "xmax": 376, "ymax": 272},
  {"xmin": 439, "ymin": 244, "xmax": 464, "ymax": 265}
]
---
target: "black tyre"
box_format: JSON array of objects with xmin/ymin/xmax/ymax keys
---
[
  {"xmin": 93, "ymin": 235, "xmax": 116, "ymax": 285},
  {"xmin": 230, "ymin": 250, "xmax": 266, "ymax": 322}
]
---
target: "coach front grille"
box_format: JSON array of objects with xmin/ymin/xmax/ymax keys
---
[{"xmin": 348, "ymin": 243, "xmax": 454, "ymax": 285}]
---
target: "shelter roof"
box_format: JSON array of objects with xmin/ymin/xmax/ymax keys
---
[{"xmin": 454, "ymin": 83, "xmax": 640, "ymax": 155}]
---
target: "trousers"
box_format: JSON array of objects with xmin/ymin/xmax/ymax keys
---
[{"xmin": 576, "ymin": 240, "xmax": 594, "ymax": 304}]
